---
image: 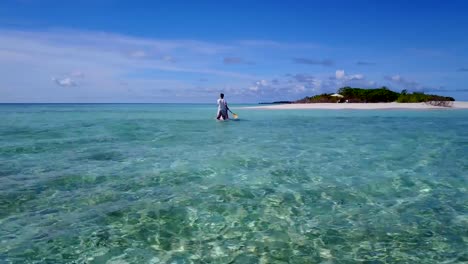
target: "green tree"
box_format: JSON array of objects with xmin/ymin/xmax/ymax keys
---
[{"xmin": 295, "ymin": 86, "xmax": 454, "ymax": 104}]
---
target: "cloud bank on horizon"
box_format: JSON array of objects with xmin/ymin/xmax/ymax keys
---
[{"xmin": 1, "ymin": 1, "xmax": 468, "ymax": 102}]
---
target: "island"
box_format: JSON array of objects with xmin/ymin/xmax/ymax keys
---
[
  {"xmin": 258, "ymin": 101, "xmax": 292, "ymax": 104},
  {"xmin": 295, "ymin": 87, "xmax": 454, "ymax": 106},
  {"xmin": 250, "ymin": 87, "xmax": 468, "ymax": 110}
]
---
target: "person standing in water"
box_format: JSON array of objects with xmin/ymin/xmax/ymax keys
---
[{"xmin": 216, "ymin": 93, "xmax": 229, "ymax": 120}]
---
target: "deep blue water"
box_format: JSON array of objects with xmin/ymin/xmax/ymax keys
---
[{"xmin": 0, "ymin": 104, "xmax": 467, "ymax": 263}]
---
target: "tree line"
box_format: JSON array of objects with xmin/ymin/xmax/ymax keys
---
[{"xmin": 295, "ymin": 87, "xmax": 455, "ymax": 104}]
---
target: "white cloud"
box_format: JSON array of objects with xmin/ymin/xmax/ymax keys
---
[
  {"xmin": 334, "ymin": 70, "xmax": 368, "ymax": 83},
  {"xmin": 245, "ymin": 75, "xmax": 323, "ymax": 100},
  {"xmin": 51, "ymin": 70, "xmax": 84, "ymax": 87},
  {"xmin": 249, "ymin": 79, "xmax": 269, "ymax": 91},
  {"xmin": 223, "ymin": 69, "xmax": 380, "ymax": 103},
  {"xmin": 52, "ymin": 77, "xmax": 76, "ymax": 87},
  {"xmin": 0, "ymin": 28, "xmax": 332, "ymax": 102},
  {"xmin": 384, "ymin": 74, "xmax": 434, "ymax": 91},
  {"xmin": 348, "ymin": 74, "xmax": 364, "ymax": 80},
  {"xmin": 335, "ymin": 70, "xmax": 364, "ymax": 81},
  {"xmin": 390, "ymin": 75, "xmax": 402, "ymax": 82},
  {"xmin": 0, "ymin": 29, "xmax": 256, "ymax": 92},
  {"xmin": 294, "ymin": 84, "xmax": 306, "ymax": 92},
  {"xmin": 336, "ymin": 70, "xmax": 345, "ymax": 79}
]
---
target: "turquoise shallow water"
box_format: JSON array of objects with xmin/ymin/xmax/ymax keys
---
[{"xmin": 0, "ymin": 104, "xmax": 467, "ymax": 263}]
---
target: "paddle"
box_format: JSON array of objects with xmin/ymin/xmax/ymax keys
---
[{"xmin": 228, "ymin": 109, "xmax": 238, "ymax": 119}]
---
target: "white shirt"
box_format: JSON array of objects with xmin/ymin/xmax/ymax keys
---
[{"xmin": 217, "ymin": 98, "xmax": 227, "ymax": 111}]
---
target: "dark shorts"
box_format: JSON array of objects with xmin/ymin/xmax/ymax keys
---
[{"xmin": 217, "ymin": 109, "xmax": 228, "ymax": 120}]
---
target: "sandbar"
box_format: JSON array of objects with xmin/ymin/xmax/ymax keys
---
[{"xmin": 245, "ymin": 102, "xmax": 468, "ymax": 110}]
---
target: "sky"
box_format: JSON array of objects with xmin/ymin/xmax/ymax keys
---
[{"xmin": 1, "ymin": 0, "xmax": 468, "ymax": 103}]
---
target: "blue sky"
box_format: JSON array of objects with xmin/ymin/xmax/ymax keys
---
[{"xmin": 1, "ymin": 0, "xmax": 468, "ymax": 102}]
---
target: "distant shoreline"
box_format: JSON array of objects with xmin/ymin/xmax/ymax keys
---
[{"xmin": 245, "ymin": 102, "xmax": 468, "ymax": 110}]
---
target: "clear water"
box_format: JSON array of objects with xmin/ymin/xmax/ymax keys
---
[{"xmin": 0, "ymin": 104, "xmax": 467, "ymax": 263}]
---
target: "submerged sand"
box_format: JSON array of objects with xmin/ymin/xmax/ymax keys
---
[{"xmin": 245, "ymin": 102, "xmax": 468, "ymax": 110}]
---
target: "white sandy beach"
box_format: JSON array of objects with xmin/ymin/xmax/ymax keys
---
[{"xmin": 246, "ymin": 102, "xmax": 468, "ymax": 110}]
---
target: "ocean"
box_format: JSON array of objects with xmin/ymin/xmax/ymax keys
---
[{"xmin": 1, "ymin": 104, "xmax": 467, "ymax": 263}]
